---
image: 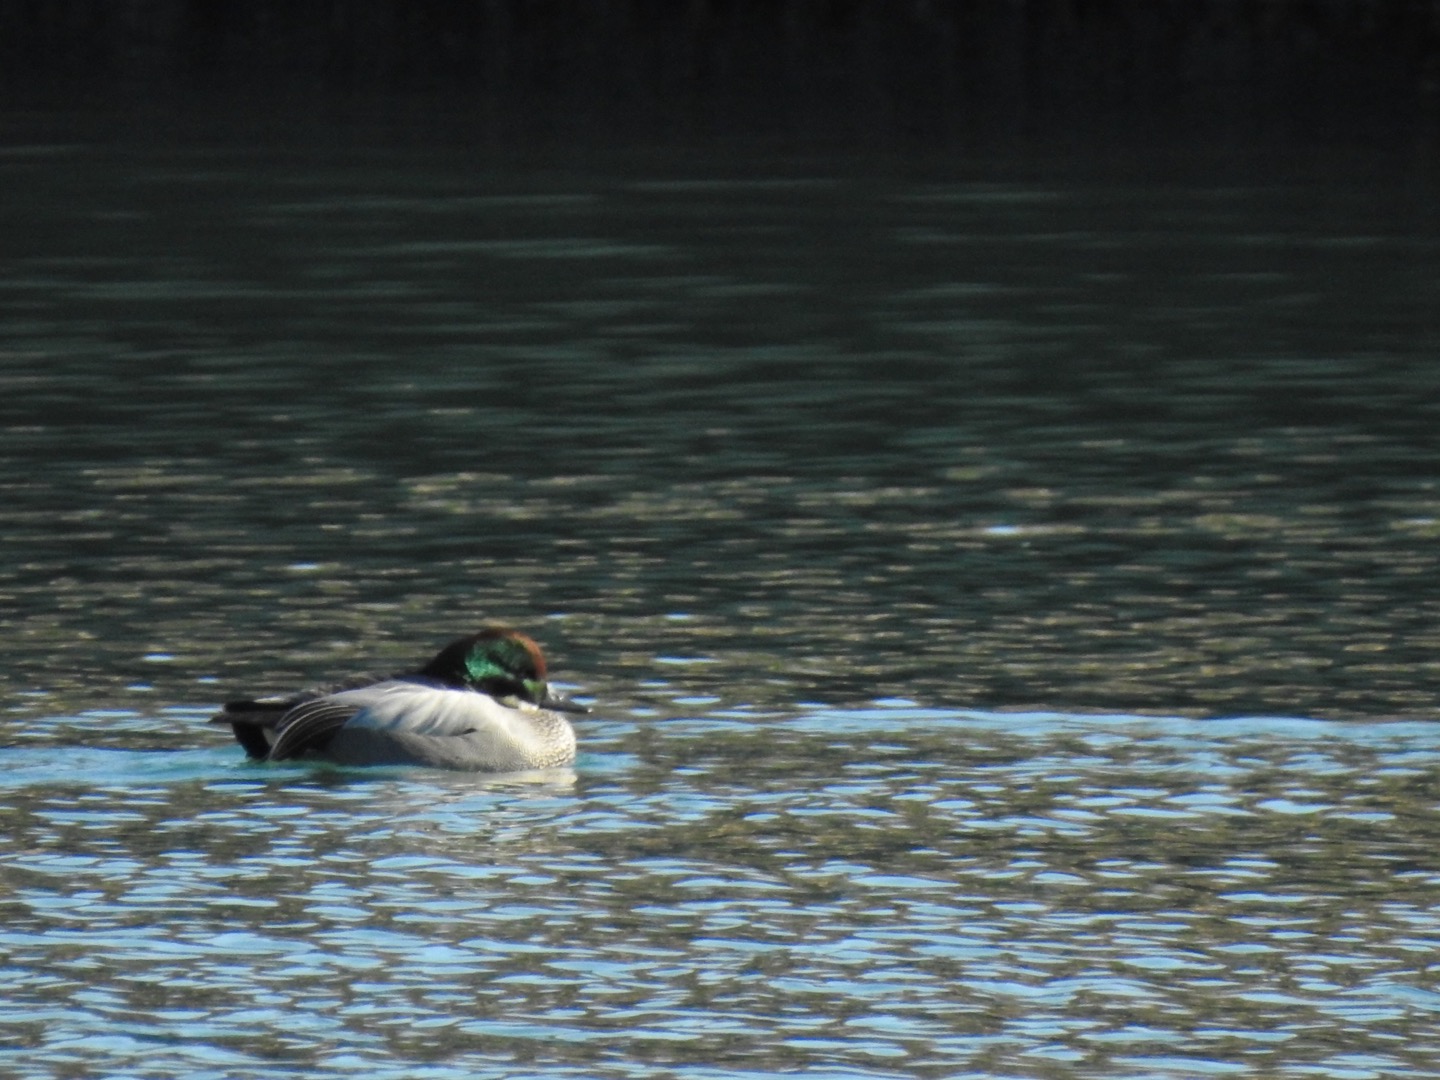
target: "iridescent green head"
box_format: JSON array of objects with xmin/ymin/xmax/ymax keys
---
[{"xmin": 421, "ymin": 627, "xmax": 587, "ymax": 713}]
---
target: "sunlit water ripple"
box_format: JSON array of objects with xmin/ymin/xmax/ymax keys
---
[{"xmin": 3, "ymin": 704, "xmax": 1440, "ymax": 1079}]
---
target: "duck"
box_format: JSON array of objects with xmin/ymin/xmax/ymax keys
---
[{"xmin": 210, "ymin": 626, "xmax": 588, "ymax": 771}]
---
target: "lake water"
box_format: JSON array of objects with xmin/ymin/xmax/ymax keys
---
[{"xmin": 3, "ymin": 117, "xmax": 1440, "ymax": 1077}]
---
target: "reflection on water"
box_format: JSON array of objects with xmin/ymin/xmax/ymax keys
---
[
  {"xmin": 1, "ymin": 130, "xmax": 1439, "ymax": 1076},
  {"xmin": 2, "ymin": 142, "xmax": 1438, "ymax": 722},
  {"xmin": 3, "ymin": 707, "xmax": 1440, "ymax": 1079}
]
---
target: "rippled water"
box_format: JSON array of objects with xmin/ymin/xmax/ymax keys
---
[
  {"xmin": 2, "ymin": 123, "xmax": 1440, "ymax": 1077},
  {"xmin": 6, "ymin": 707, "xmax": 1440, "ymax": 1078}
]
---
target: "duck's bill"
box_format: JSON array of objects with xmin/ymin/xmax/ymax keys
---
[{"xmin": 542, "ymin": 687, "xmax": 591, "ymax": 714}]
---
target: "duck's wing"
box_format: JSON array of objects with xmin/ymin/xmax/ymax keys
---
[
  {"xmin": 338, "ymin": 683, "xmax": 516, "ymax": 736},
  {"xmin": 322, "ymin": 684, "xmax": 574, "ymax": 770},
  {"xmin": 266, "ymin": 695, "xmax": 371, "ymax": 761},
  {"xmin": 209, "ymin": 671, "xmax": 390, "ymax": 759},
  {"xmin": 266, "ymin": 680, "xmax": 467, "ymax": 760}
]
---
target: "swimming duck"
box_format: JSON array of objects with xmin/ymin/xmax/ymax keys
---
[{"xmin": 211, "ymin": 627, "xmax": 588, "ymax": 771}]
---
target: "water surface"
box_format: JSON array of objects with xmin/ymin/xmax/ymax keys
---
[
  {"xmin": 5, "ymin": 706, "xmax": 1440, "ymax": 1078},
  {"xmin": 2, "ymin": 126, "xmax": 1439, "ymax": 1077}
]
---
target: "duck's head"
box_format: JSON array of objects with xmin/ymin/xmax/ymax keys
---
[{"xmin": 421, "ymin": 627, "xmax": 589, "ymax": 714}]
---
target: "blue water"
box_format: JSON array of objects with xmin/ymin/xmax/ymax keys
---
[{"xmin": 4, "ymin": 707, "xmax": 1440, "ymax": 1078}]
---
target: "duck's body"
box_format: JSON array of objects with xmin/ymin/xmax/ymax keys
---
[{"xmin": 212, "ymin": 628, "xmax": 586, "ymax": 771}]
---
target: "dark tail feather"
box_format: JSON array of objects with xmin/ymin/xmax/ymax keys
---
[
  {"xmin": 228, "ymin": 721, "xmax": 274, "ymax": 760},
  {"xmin": 211, "ymin": 699, "xmax": 291, "ymax": 760}
]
